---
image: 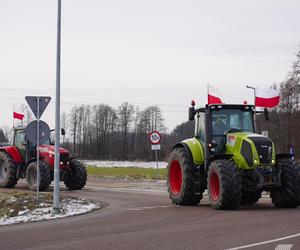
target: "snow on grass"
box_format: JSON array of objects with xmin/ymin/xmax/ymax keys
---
[
  {"xmin": 0, "ymin": 197, "xmax": 101, "ymax": 226},
  {"xmin": 83, "ymin": 160, "xmax": 167, "ymax": 169}
]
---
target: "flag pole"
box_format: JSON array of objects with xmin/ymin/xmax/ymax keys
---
[
  {"xmin": 207, "ymin": 84, "xmax": 209, "ymax": 104},
  {"xmin": 13, "ymin": 105, "xmax": 15, "ymax": 128}
]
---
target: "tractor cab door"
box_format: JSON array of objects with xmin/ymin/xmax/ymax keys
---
[
  {"xmin": 195, "ymin": 112, "xmax": 205, "ymax": 142},
  {"xmin": 13, "ymin": 130, "xmax": 27, "ymax": 162}
]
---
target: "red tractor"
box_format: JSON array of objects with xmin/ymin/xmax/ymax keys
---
[{"xmin": 0, "ymin": 126, "xmax": 87, "ymax": 191}]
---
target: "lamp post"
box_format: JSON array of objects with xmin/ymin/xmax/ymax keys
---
[
  {"xmin": 53, "ymin": 0, "xmax": 61, "ymax": 214},
  {"xmin": 246, "ymin": 85, "xmax": 256, "ymax": 105},
  {"xmin": 246, "ymin": 85, "xmax": 257, "ymax": 132}
]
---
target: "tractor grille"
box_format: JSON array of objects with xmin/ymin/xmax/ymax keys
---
[
  {"xmin": 248, "ymin": 136, "xmax": 272, "ymax": 164},
  {"xmin": 241, "ymin": 140, "xmax": 253, "ymax": 167},
  {"xmin": 60, "ymin": 153, "xmax": 69, "ymax": 165}
]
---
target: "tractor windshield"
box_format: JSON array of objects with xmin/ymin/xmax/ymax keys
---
[
  {"xmin": 212, "ymin": 108, "xmax": 254, "ymax": 135},
  {"xmin": 211, "ymin": 108, "xmax": 254, "ymax": 153}
]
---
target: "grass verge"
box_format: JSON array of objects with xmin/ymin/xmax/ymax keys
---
[{"xmin": 86, "ymin": 166, "xmax": 167, "ymax": 180}]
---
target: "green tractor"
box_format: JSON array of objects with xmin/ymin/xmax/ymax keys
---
[{"xmin": 167, "ymin": 102, "xmax": 300, "ymax": 209}]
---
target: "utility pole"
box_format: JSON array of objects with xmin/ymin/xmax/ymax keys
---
[{"xmin": 53, "ymin": 0, "xmax": 61, "ymax": 214}]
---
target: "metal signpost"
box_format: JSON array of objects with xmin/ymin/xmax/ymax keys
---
[
  {"xmin": 53, "ymin": 0, "xmax": 62, "ymax": 214},
  {"xmin": 25, "ymin": 96, "xmax": 51, "ymax": 200},
  {"xmin": 149, "ymin": 131, "xmax": 161, "ymax": 179}
]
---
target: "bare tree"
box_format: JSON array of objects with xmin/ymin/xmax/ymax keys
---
[{"xmin": 118, "ymin": 102, "xmax": 135, "ymax": 159}]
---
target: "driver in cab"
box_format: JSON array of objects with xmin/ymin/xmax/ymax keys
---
[{"xmin": 213, "ymin": 116, "xmax": 227, "ymax": 135}]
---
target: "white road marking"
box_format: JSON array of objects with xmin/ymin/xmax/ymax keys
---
[
  {"xmin": 226, "ymin": 233, "xmax": 300, "ymax": 250},
  {"xmin": 275, "ymin": 244, "xmax": 293, "ymax": 250},
  {"xmin": 125, "ymin": 205, "xmax": 174, "ymax": 211}
]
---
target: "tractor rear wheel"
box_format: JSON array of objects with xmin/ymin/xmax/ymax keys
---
[
  {"xmin": 271, "ymin": 159, "xmax": 300, "ymax": 208},
  {"xmin": 207, "ymin": 159, "xmax": 242, "ymax": 210},
  {"xmin": 167, "ymin": 147, "xmax": 202, "ymax": 206},
  {"xmin": 26, "ymin": 161, "xmax": 51, "ymax": 191},
  {"xmin": 241, "ymin": 171, "xmax": 262, "ymax": 204},
  {"xmin": 64, "ymin": 159, "xmax": 87, "ymax": 190},
  {"xmin": 0, "ymin": 151, "xmax": 18, "ymax": 188}
]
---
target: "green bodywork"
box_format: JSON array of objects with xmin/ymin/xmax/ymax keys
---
[
  {"xmin": 183, "ymin": 132, "xmax": 275, "ymax": 170},
  {"xmin": 182, "ymin": 138, "xmax": 205, "ymax": 165},
  {"xmin": 225, "ymin": 132, "xmax": 275, "ymax": 169}
]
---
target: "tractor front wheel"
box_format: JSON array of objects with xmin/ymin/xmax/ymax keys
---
[
  {"xmin": 271, "ymin": 159, "xmax": 300, "ymax": 208},
  {"xmin": 167, "ymin": 147, "xmax": 202, "ymax": 206},
  {"xmin": 241, "ymin": 171, "xmax": 262, "ymax": 204},
  {"xmin": 64, "ymin": 159, "xmax": 87, "ymax": 190},
  {"xmin": 207, "ymin": 159, "xmax": 242, "ymax": 210},
  {"xmin": 26, "ymin": 161, "xmax": 51, "ymax": 191},
  {"xmin": 0, "ymin": 151, "xmax": 18, "ymax": 188}
]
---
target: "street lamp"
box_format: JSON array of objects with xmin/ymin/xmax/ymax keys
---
[{"xmin": 246, "ymin": 85, "xmax": 256, "ymax": 105}]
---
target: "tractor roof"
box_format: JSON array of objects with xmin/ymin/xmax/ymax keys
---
[
  {"xmin": 13, "ymin": 126, "xmax": 26, "ymax": 131},
  {"xmin": 196, "ymin": 104, "xmax": 255, "ymax": 113}
]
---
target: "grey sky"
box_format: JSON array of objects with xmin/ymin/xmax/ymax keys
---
[{"xmin": 0, "ymin": 0, "xmax": 299, "ymax": 131}]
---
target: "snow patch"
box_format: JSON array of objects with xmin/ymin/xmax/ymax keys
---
[
  {"xmin": 83, "ymin": 160, "xmax": 167, "ymax": 169},
  {"xmin": 0, "ymin": 198, "xmax": 101, "ymax": 226}
]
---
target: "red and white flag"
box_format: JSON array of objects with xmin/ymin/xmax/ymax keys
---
[
  {"xmin": 13, "ymin": 112, "xmax": 24, "ymax": 120},
  {"xmin": 208, "ymin": 85, "xmax": 223, "ymax": 104},
  {"xmin": 255, "ymin": 88, "xmax": 280, "ymax": 108}
]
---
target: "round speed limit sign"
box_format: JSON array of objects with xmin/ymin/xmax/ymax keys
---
[{"xmin": 149, "ymin": 131, "xmax": 161, "ymax": 144}]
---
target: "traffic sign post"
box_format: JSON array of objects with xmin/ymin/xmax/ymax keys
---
[
  {"xmin": 25, "ymin": 96, "xmax": 51, "ymax": 201},
  {"xmin": 149, "ymin": 131, "xmax": 161, "ymax": 180}
]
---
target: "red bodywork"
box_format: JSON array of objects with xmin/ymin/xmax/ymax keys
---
[
  {"xmin": 0, "ymin": 146, "xmax": 23, "ymax": 164},
  {"xmin": 39, "ymin": 144, "xmax": 70, "ymax": 171},
  {"xmin": 0, "ymin": 144, "xmax": 70, "ymax": 171}
]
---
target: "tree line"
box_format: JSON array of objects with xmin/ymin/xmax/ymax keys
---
[{"xmin": 62, "ymin": 103, "xmax": 172, "ymax": 161}]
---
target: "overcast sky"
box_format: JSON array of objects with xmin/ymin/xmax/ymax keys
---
[{"xmin": 0, "ymin": 0, "xmax": 299, "ymax": 132}]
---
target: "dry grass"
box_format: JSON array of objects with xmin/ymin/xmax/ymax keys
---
[{"xmin": 0, "ymin": 189, "xmax": 52, "ymax": 218}]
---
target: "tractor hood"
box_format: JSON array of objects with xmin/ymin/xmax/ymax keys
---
[
  {"xmin": 226, "ymin": 132, "xmax": 275, "ymax": 169},
  {"xmin": 39, "ymin": 144, "xmax": 69, "ymax": 155}
]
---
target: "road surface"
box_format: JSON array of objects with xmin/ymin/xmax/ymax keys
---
[{"xmin": 1, "ymin": 182, "xmax": 300, "ymax": 250}]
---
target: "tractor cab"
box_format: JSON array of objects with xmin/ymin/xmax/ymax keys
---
[{"xmin": 190, "ymin": 103, "xmax": 255, "ymax": 155}]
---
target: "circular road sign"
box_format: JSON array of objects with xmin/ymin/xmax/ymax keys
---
[
  {"xmin": 149, "ymin": 131, "xmax": 161, "ymax": 144},
  {"xmin": 26, "ymin": 120, "xmax": 51, "ymax": 145}
]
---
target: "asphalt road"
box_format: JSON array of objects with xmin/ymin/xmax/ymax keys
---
[{"xmin": 1, "ymin": 184, "xmax": 300, "ymax": 250}]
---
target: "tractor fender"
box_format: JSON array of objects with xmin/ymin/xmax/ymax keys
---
[
  {"xmin": 0, "ymin": 146, "xmax": 23, "ymax": 164},
  {"xmin": 208, "ymin": 154, "xmax": 233, "ymax": 166},
  {"xmin": 173, "ymin": 138, "xmax": 205, "ymax": 165}
]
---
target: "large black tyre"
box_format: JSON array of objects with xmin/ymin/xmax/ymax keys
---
[
  {"xmin": 26, "ymin": 161, "xmax": 51, "ymax": 191},
  {"xmin": 241, "ymin": 171, "xmax": 262, "ymax": 204},
  {"xmin": 0, "ymin": 151, "xmax": 18, "ymax": 188},
  {"xmin": 207, "ymin": 159, "xmax": 242, "ymax": 210},
  {"xmin": 167, "ymin": 147, "xmax": 202, "ymax": 206},
  {"xmin": 271, "ymin": 159, "xmax": 300, "ymax": 208},
  {"xmin": 64, "ymin": 159, "xmax": 87, "ymax": 190}
]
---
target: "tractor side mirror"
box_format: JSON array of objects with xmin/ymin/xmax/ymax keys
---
[
  {"xmin": 188, "ymin": 107, "xmax": 195, "ymax": 121},
  {"xmin": 264, "ymin": 108, "xmax": 269, "ymax": 121},
  {"xmin": 61, "ymin": 128, "xmax": 65, "ymax": 136}
]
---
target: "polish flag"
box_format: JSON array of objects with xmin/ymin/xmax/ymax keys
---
[
  {"xmin": 208, "ymin": 85, "xmax": 223, "ymax": 104},
  {"xmin": 255, "ymin": 88, "xmax": 280, "ymax": 108},
  {"xmin": 13, "ymin": 112, "xmax": 24, "ymax": 120}
]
